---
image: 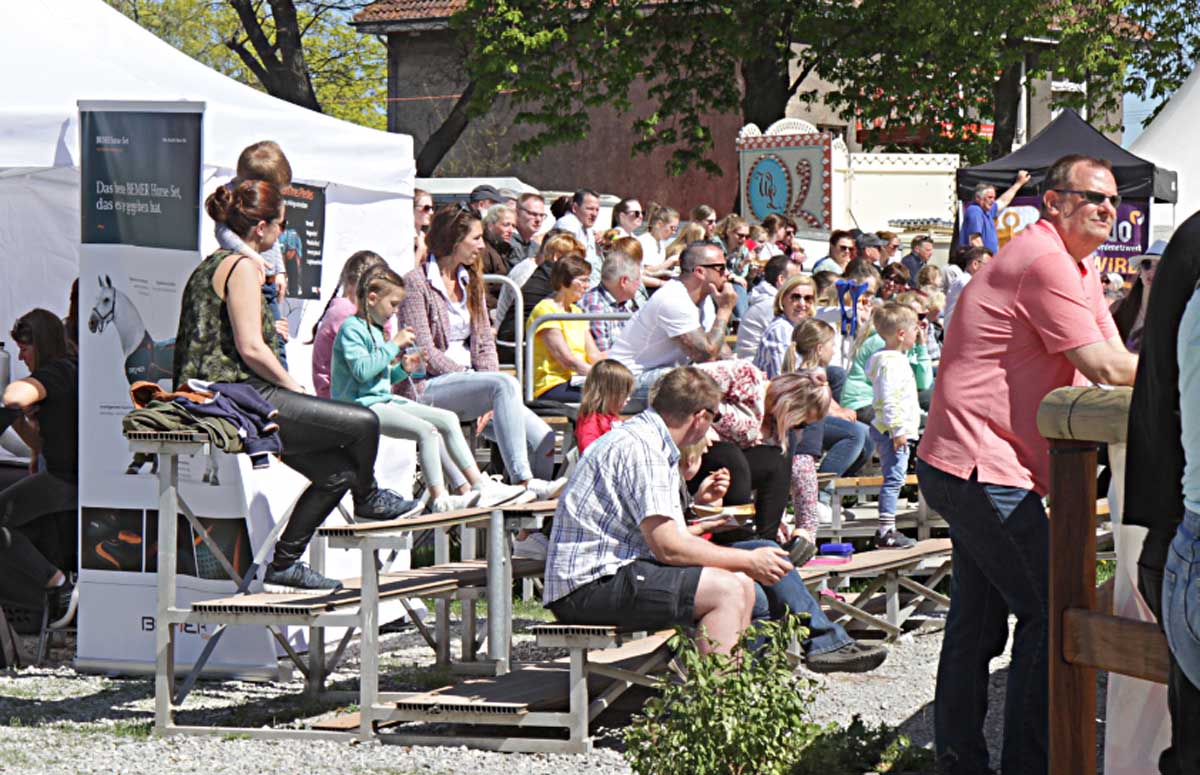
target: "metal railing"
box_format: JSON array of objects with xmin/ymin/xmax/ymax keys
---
[
  {"xmin": 483, "ymin": 273, "xmax": 525, "ymax": 388},
  {"xmin": 523, "ymin": 312, "xmax": 632, "ymax": 403}
]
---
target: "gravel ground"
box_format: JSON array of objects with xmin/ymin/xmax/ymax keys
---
[{"xmin": 0, "ymin": 611, "xmax": 1105, "ymax": 774}]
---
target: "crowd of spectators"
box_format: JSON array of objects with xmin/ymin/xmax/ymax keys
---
[{"xmin": 5, "ymin": 144, "xmax": 1184, "ymax": 774}]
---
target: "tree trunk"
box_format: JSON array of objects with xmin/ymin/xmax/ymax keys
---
[
  {"xmin": 226, "ymin": 0, "xmax": 321, "ymax": 112},
  {"xmin": 740, "ymin": 53, "xmax": 791, "ymax": 132},
  {"xmin": 989, "ymin": 50, "xmax": 1025, "ymax": 160},
  {"xmin": 415, "ymin": 81, "xmax": 477, "ymax": 177}
]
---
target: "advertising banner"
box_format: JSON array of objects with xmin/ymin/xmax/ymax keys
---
[
  {"xmin": 76, "ymin": 101, "xmax": 281, "ymax": 675},
  {"xmin": 965, "ymin": 196, "xmax": 1150, "ymax": 278},
  {"xmin": 737, "ymin": 132, "xmax": 832, "ymax": 229},
  {"xmin": 75, "ymin": 101, "xmax": 417, "ymax": 676},
  {"xmin": 279, "ymin": 182, "xmax": 326, "ymax": 301}
]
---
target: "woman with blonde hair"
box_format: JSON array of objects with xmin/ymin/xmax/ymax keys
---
[
  {"xmin": 753, "ymin": 275, "xmax": 816, "ymax": 378},
  {"xmin": 664, "ymin": 222, "xmax": 708, "ymax": 262},
  {"xmin": 715, "ymin": 214, "xmax": 752, "ymax": 316}
]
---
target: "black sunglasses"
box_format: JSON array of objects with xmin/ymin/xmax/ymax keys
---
[
  {"xmin": 700, "ymin": 263, "xmax": 729, "ymax": 274},
  {"xmin": 1054, "ymin": 189, "xmax": 1122, "ymax": 208},
  {"xmin": 787, "ymin": 292, "xmax": 815, "ymax": 303},
  {"xmin": 701, "ymin": 406, "xmax": 723, "ymax": 422},
  {"xmin": 1140, "ymin": 258, "xmax": 1157, "ymax": 271}
]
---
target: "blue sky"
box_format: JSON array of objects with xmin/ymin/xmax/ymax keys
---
[{"xmin": 1123, "ymin": 91, "xmax": 1157, "ymax": 147}]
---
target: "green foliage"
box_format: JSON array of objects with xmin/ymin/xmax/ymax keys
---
[
  {"xmin": 104, "ymin": 0, "xmax": 386, "ymax": 129},
  {"xmin": 1124, "ymin": 1, "xmax": 1200, "ymax": 129},
  {"xmin": 624, "ymin": 617, "xmax": 820, "ymax": 775},
  {"xmin": 456, "ymin": 0, "xmax": 1142, "ymax": 173},
  {"xmin": 791, "ymin": 717, "xmax": 936, "ymax": 774}
]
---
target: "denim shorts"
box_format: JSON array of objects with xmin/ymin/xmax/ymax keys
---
[{"xmin": 1163, "ymin": 508, "xmax": 1200, "ymax": 688}]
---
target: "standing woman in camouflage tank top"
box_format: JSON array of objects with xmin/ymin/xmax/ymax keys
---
[{"xmin": 173, "ymin": 180, "xmax": 413, "ymax": 592}]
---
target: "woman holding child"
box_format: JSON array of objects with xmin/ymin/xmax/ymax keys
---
[
  {"xmin": 397, "ymin": 205, "xmax": 564, "ymax": 500},
  {"xmin": 174, "ymin": 180, "xmax": 413, "ymax": 592}
]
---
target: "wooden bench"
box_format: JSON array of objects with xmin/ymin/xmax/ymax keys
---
[
  {"xmin": 813, "ymin": 538, "xmax": 953, "ymax": 640},
  {"xmin": 824, "ymin": 473, "xmax": 943, "ymax": 542}
]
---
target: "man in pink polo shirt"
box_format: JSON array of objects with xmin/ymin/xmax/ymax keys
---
[{"xmin": 917, "ymin": 154, "xmax": 1138, "ymax": 775}]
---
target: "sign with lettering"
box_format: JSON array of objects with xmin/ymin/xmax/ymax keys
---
[
  {"xmin": 970, "ymin": 195, "xmax": 1150, "ymax": 277},
  {"xmin": 736, "ymin": 132, "xmax": 832, "ymax": 229},
  {"xmin": 279, "ymin": 182, "xmax": 326, "ymax": 300},
  {"xmin": 80, "ymin": 109, "xmax": 201, "ymax": 251}
]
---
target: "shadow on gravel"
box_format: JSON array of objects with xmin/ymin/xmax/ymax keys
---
[
  {"xmin": 0, "ymin": 678, "xmax": 152, "ymax": 726},
  {"xmin": 891, "ymin": 666, "xmax": 1109, "ymax": 774}
]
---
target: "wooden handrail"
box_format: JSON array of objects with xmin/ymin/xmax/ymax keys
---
[{"xmin": 1039, "ymin": 385, "xmax": 1168, "ymax": 775}]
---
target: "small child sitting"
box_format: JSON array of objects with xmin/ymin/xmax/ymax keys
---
[
  {"xmin": 216, "ymin": 141, "xmax": 291, "ymax": 363},
  {"xmin": 575, "ymin": 360, "xmax": 634, "ymax": 453},
  {"xmin": 866, "ymin": 303, "xmax": 920, "ymax": 549}
]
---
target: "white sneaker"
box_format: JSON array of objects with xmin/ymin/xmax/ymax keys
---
[
  {"xmin": 816, "ymin": 501, "xmax": 833, "ymax": 525},
  {"xmin": 472, "ymin": 478, "xmax": 528, "ymax": 508},
  {"xmin": 431, "ymin": 491, "xmax": 481, "ymax": 513},
  {"xmin": 525, "ymin": 477, "xmax": 567, "ymax": 501},
  {"xmin": 512, "ymin": 532, "xmax": 549, "ymax": 561}
]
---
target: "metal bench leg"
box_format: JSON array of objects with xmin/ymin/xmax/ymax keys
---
[
  {"xmin": 886, "ymin": 573, "xmax": 900, "ymax": 630},
  {"xmin": 486, "ymin": 508, "xmax": 512, "ymax": 675},
  {"xmin": 830, "ymin": 491, "xmax": 843, "ymax": 542},
  {"xmin": 155, "ymin": 453, "xmax": 179, "ymax": 734},
  {"xmin": 917, "ymin": 491, "xmax": 930, "ymax": 540},
  {"xmin": 462, "ymin": 598, "xmax": 477, "ymax": 662},
  {"xmin": 359, "ymin": 546, "xmax": 380, "ymax": 742},
  {"xmin": 568, "ymin": 647, "xmax": 591, "ymax": 751},
  {"xmin": 434, "ymin": 527, "xmax": 452, "ymax": 667}
]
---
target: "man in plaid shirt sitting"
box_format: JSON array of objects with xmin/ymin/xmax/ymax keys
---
[{"xmin": 542, "ymin": 366, "xmax": 791, "ymax": 654}]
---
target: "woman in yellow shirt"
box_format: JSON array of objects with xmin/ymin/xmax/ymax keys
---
[{"xmin": 527, "ymin": 252, "xmax": 605, "ymax": 401}]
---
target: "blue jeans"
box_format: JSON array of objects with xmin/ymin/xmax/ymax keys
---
[
  {"xmin": 819, "ymin": 416, "xmax": 873, "ymax": 503},
  {"xmin": 1164, "ymin": 509, "xmax": 1200, "ymax": 690},
  {"xmin": 869, "ymin": 426, "xmax": 908, "ymax": 518},
  {"xmin": 917, "ymin": 459, "xmax": 1048, "ymax": 775},
  {"xmin": 421, "ymin": 371, "xmax": 555, "ymax": 482},
  {"xmin": 734, "ymin": 539, "xmax": 853, "ymax": 656},
  {"xmin": 630, "ymin": 365, "xmax": 674, "ymax": 403}
]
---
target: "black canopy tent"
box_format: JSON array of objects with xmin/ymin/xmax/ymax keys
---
[{"xmin": 956, "ymin": 109, "xmax": 1177, "ymax": 204}]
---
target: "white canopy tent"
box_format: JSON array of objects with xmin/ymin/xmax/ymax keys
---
[
  {"xmin": 0, "ymin": 0, "xmax": 416, "ymax": 385},
  {"xmin": 1129, "ymin": 67, "xmax": 1200, "ymax": 235}
]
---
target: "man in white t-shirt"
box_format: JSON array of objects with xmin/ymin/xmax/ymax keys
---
[{"xmin": 610, "ymin": 242, "xmax": 738, "ymax": 400}]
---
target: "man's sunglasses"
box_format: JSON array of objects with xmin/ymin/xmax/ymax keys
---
[
  {"xmin": 701, "ymin": 406, "xmax": 723, "ymax": 422},
  {"xmin": 518, "ymin": 206, "xmax": 546, "ymax": 220},
  {"xmin": 1054, "ymin": 189, "xmax": 1122, "ymax": 208},
  {"xmin": 700, "ymin": 263, "xmax": 729, "ymax": 274}
]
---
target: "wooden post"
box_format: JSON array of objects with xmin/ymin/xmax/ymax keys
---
[{"xmin": 1047, "ymin": 438, "xmax": 1098, "ymax": 775}]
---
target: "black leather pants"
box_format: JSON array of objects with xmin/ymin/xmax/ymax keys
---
[{"xmin": 251, "ymin": 381, "xmax": 381, "ymax": 570}]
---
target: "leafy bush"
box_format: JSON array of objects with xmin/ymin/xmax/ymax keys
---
[
  {"xmin": 791, "ymin": 716, "xmax": 936, "ymax": 774},
  {"xmin": 624, "ymin": 617, "xmax": 820, "ymax": 775},
  {"xmin": 624, "ymin": 618, "xmax": 936, "ymax": 775}
]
